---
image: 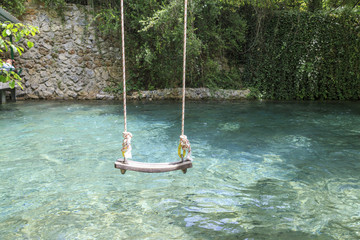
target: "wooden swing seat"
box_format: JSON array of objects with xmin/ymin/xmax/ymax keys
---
[{"xmin": 114, "ymin": 159, "xmax": 192, "ymax": 174}]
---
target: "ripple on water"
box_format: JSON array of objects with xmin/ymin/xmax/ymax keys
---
[{"xmin": 0, "ymin": 101, "xmax": 360, "ymax": 239}]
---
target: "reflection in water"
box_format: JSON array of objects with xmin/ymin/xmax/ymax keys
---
[{"xmin": 0, "ymin": 101, "xmax": 359, "ymax": 239}]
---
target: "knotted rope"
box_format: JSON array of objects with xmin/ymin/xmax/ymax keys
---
[
  {"xmin": 121, "ymin": 131, "xmax": 132, "ymax": 161},
  {"xmin": 178, "ymin": 134, "xmax": 192, "ymax": 161}
]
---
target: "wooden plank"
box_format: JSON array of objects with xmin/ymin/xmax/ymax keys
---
[{"xmin": 114, "ymin": 159, "xmax": 192, "ymax": 173}]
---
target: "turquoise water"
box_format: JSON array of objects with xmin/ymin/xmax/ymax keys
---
[{"xmin": 0, "ymin": 100, "xmax": 359, "ymax": 240}]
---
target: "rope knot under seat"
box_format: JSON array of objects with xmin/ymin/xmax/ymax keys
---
[
  {"xmin": 121, "ymin": 131, "xmax": 133, "ymax": 160},
  {"xmin": 179, "ymin": 135, "xmax": 192, "ymax": 161}
]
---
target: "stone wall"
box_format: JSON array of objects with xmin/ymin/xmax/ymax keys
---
[
  {"xmin": 16, "ymin": 4, "xmax": 121, "ymax": 100},
  {"xmin": 128, "ymin": 88, "xmax": 251, "ymax": 100},
  {"xmin": 8, "ymin": 3, "xmax": 250, "ymax": 101}
]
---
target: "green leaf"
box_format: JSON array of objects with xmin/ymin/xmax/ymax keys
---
[
  {"xmin": 9, "ymin": 80, "xmax": 15, "ymax": 89},
  {"xmin": 2, "ymin": 29, "xmax": 8, "ymax": 37},
  {"xmin": 15, "ymin": 46, "xmax": 22, "ymax": 56},
  {"xmin": 27, "ymin": 41, "xmax": 34, "ymax": 48},
  {"xmin": 0, "ymin": 74, "xmax": 6, "ymax": 83},
  {"xmin": 15, "ymin": 32, "xmax": 22, "ymax": 42},
  {"xmin": 17, "ymin": 81, "xmax": 23, "ymax": 90},
  {"xmin": 11, "ymin": 72, "xmax": 21, "ymax": 80}
]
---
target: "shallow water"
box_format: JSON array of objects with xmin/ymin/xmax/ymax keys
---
[{"xmin": 0, "ymin": 100, "xmax": 359, "ymax": 240}]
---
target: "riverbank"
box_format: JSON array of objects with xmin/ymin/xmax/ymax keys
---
[{"xmin": 19, "ymin": 88, "xmax": 251, "ymax": 101}]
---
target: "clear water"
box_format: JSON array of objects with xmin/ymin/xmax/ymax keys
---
[{"xmin": 0, "ymin": 101, "xmax": 359, "ymax": 240}]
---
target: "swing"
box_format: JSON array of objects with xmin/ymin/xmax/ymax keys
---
[{"xmin": 114, "ymin": 0, "xmax": 192, "ymax": 174}]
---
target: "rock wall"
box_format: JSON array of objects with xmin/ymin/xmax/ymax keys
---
[
  {"xmin": 17, "ymin": 4, "xmax": 121, "ymax": 100},
  {"xmin": 128, "ymin": 88, "xmax": 251, "ymax": 100},
  {"xmin": 10, "ymin": 3, "xmax": 250, "ymax": 101}
]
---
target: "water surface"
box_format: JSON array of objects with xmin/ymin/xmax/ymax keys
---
[{"xmin": 0, "ymin": 100, "xmax": 359, "ymax": 239}]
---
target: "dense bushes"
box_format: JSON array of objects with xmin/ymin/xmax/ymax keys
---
[
  {"xmin": 90, "ymin": 0, "xmax": 247, "ymax": 92},
  {"xmin": 244, "ymin": 10, "xmax": 360, "ymax": 100},
  {"xmin": 96, "ymin": 2, "xmax": 360, "ymax": 100}
]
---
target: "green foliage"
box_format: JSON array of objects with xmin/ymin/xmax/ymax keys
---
[
  {"xmin": 135, "ymin": 0, "xmax": 201, "ymax": 88},
  {"xmin": 246, "ymin": 87, "xmax": 262, "ymax": 99},
  {"xmin": 0, "ymin": 21, "xmax": 39, "ymax": 88},
  {"xmin": 91, "ymin": 0, "xmax": 247, "ymax": 91},
  {"xmin": 243, "ymin": 10, "xmax": 360, "ymax": 100},
  {"xmin": 0, "ymin": 0, "xmax": 26, "ymax": 17},
  {"xmin": 219, "ymin": 0, "xmax": 360, "ymax": 11}
]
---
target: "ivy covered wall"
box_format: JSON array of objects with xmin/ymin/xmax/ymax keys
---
[{"xmin": 244, "ymin": 10, "xmax": 360, "ymax": 100}]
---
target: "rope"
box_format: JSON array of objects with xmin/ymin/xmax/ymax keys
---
[
  {"xmin": 121, "ymin": 0, "xmax": 132, "ymax": 161},
  {"xmin": 122, "ymin": 131, "xmax": 133, "ymax": 161},
  {"xmin": 179, "ymin": 0, "xmax": 192, "ymax": 162},
  {"xmin": 179, "ymin": 135, "xmax": 192, "ymax": 161},
  {"xmin": 181, "ymin": 0, "xmax": 187, "ymax": 136},
  {"xmin": 121, "ymin": 0, "xmax": 127, "ymax": 133}
]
